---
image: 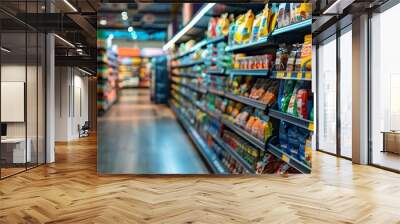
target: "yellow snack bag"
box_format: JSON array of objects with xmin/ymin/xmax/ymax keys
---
[
  {"xmin": 233, "ymin": 14, "xmax": 245, "ymax": 44},
  {"xmin": 269, "ymin": 4, "xmax": 279, "ymax": 33},
  {"xmin": 217, "ymin": 13, "xmax": 230, "ymax": 36},
  {"xmin": 236, "ymin": 10, "xmax": 254, "ymax": 44},
  {"xmin": 298, "ymin": 3, "xmax": 311, "ymax": 20},
  {"xmin": 257, "ymin": 6, "xmax": 272, "ymax": 39},
  {"xmin": 300, "ymin": 34, "xmax": 312, "ymax": 71}
]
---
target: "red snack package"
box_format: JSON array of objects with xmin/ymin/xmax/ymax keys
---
[{"xmin": 296, "ymin": 89, "xmax": 308, "ymax": 119}]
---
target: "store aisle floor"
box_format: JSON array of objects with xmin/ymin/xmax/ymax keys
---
[{"xmin": 98, "ymin": 89, "xmax": 209, "ymax": 174}]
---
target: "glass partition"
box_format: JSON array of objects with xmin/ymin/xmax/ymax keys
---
[
  {"xmin": 0, "ymin": 4, "xmax": 28, "ymax": 177},
  {"xmin": 339, "ymin": 27, "xmax": 352, "ymax": 158},
  {"xmin": 317, "ymin": 35, "xmax": 337, "ymax": 155},
  {"xmin": 370, "ymin": 3, "xmax": 400, "ymax": 171},
  {"xmin": 0, "ymin": 0, "xmax": 46, "ymax": 179}
]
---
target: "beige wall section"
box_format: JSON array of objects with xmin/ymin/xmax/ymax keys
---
[{"xmin": 55, "ymin": 67, "xmax": 89, "ymax": 141}]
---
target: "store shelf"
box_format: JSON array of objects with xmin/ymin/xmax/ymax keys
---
[
  {"xmin": 207, "ymin": 87, "xmax": 225, "ymax": 97},
  {"xmin": 271, "ymin": 19, "xmax": 312, "ymax": 36},
  {"xmin": 171, "ymin": 105, "xmax": 229, "ymax": 174},
  {"xmin": 186, "ymin": 84, "xmax": 207, "ymax": 94},
  {"xmin": 267, "ymin": 143, "xmax": 311, "ymax": 174},
  {"xmin": 173, "ymin": 36, "xmax": 226, "ymax": 60},
  {"xmin": 174, "ymin": 88, "xmax": 194, "ymax": 102},
  {"xmin": 205, "ymin": 35, "xmax": 227, "ymax": 45},
  {"xmin": 172, "ymin": 80, "xmax": 207, "ymax": 94},
  {"xmin": 224, "ymin": 20, "xmax": 311, "ymax": 54},
  {"xmin": 205, "ymin": 108, "xmax": 222, "ymax": 120},
  {"xmin": 268, "ymin": 109, "xmax": 314, "ymax": 131},
  {"xmin": 206, "ymin": 68, "xmax": 226, "ymax": 75},
  {"xmin": 224, "ymin": 92, "xmax": 268, "ymax": 111},
  {"xmin": 172, "ymin": 60, "xmax": 204, "ymax": 68},
  {"xmin": 209, "ymin": 132, "xmax": 255, "ymax": 173},
  {"xmin": 229, "ymin": 69, "xmax": 269, "ymax": 76},
  {"xmin": 225, "ymin": 36, "xmax": 271, "ymax": 53},
  {"xmin": 172, "ymin": 73, "xmax": 199, "ymax": 79},
  {"xmin": 221, "ymin": 117, "xmax": 265, "ymax": 151},
  {"xmin": 270, "ymin": 71, "xmax": 312, "ymax": 81}
]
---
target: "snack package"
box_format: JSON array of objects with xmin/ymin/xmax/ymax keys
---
[
  {"xmin": 245, "ymin": 116, "xmax": 257, "ymax": 132},
  {"xmin": 261, "ymin": 84, "xmax": 279, "ymax": 105},
  {"xmin": 234, "ymin": 107, "xmax": 252, "ymax": 127},
  {"xmin": 297, "ymin": 128, "xmax": 309, "ymax": 162},
  {"xmin": 287, "ymin": 81, "xmax": 303, "ymax": 116},
  {"xmin": 287, "ymin": 44, "xmax": 300, "ymax": 72},
  {"xmin": 235, "ymin": 10, "xmax": 255, "ymax": 44},
  {"xmin": 279, "ymin": 122, "xmax": 288, "ymax": 151},
  {"xmin": 275, "ymin": 45, "xmax": 289, "ymax": 71},
  {"xmin": 280, "ymin": 80, "xmax": 296, "ymax": 113},
  {"xmin": 251, "ymin": 12, "xmax": 262, "ymax": 42},
  {"xmin": 304, "ymin": 136, "xmax": 312, "ymax": 167},
  {"xmin": 257, "ymin": 5, "xmax": 272, "ymax": 39},
  {"xmin": 228, "ymin": 14, "xmax": 237, "ymax": 45},
  {"xmin": 233, "ymin": 14, "xmax": 245, "ymax": 44},
  {"xmin": 251, "ymin": 118, "xmax": 262, "ymax": 138},
  {"xmin": 298, "ymin": 3, "xmax": 312, "ymax": 20},
  {"xmin": 287, "ymin": 126, "xmax": 299, "ymax": 156},
  {"xmin": 264, "ymin": 120, "xmax": 273, "ymax": 141},
  {"xmin": 239, "ymin": 76, "xmax": 254, "ymax": 96},
  {"xmin": 300, "ymin": 34, "xmax": 312, "ymax": 71},
  {"xmin": 296, "ymin": 89, "xmax": 309, "ymax": 119},
  {"xmin": 277, "ymin": 3, "xmax": 290, "ymax": 28},
  {"xmin": 269, "ymin": 3, "xmax": 279, "ymax": 32},
  {"xmin": 217, "ymin": 13, "xmax": 230, "ymax": 37},
  {"xmin": 207, "ymin": 17, "xmax": 218, "ymax": 38}
]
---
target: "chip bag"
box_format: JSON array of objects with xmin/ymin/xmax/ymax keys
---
[
  {"xmin": 258, "ymin": 5, "xmax": 272, "ymax": 39},
  {"xmin": 300, "ymin": 34, "xmax": 312, "ymax": 71},
  {"xmin": 235, "ymin": 10, "xmax": 255, "ymax": 44}
]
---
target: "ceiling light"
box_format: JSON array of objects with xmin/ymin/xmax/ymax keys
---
[
  {"xmin": 76, "ymin": 48, "xmax": 83, "ymax": 52},
  {"xmin": 1, "ymin": 47, "xmax": 11, "ymax": 53},
  {"xmin": 122, "ymin": 15, "xmax": 128, "ymax": 21},
  {"xmin": 99, "ymin": 19, "xmax": 107, "ymax": 26},
  {"xmin": 63, "ymin": 0, "xmax": 78, "ymax": 12},
  {"xmin": 163, "ymin": 3, "xmax": 215, "ymax": 51},
  {"xmin": 128, "ymin": 26, "xmax": 134, "ymax": 32},
  {"xmin": 54, "ymin": 34, "xmax": 75, "ymax": 48}
]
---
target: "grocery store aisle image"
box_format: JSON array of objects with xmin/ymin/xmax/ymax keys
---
[{"xmin": 98, "ymin": 89, "xmax": 209, "ymax": 174}]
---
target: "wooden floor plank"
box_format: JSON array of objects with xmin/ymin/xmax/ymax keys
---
[{"xmin": 0, "ymin": 135, "xmax": 400, "ymax": 223}]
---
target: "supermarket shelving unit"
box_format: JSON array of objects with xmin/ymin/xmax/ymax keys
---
[
  {"xmin": 97, "ymin": 46, "xmax": 118, "ymax": 115},
  {"xmin": 167, "ymin": 3, "xmax": 313, "ymax": 174}
]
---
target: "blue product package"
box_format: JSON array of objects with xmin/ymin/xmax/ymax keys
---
[
  {"xmin": 287, "ymin": 126, "xmax": 300, "ymax": 156},
  {"xmin": 297, "ymin": 128, "xmax": 309, "ymax": 162},
  {"xmin": 277, "ymin": 80, "xmax": 285, "ymax": 110},
  {"xmin": 279, "ymin": 121, "xmax": 288, "ymax": 151}
]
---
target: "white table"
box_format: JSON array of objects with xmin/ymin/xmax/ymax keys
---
[{"xmin": 1, "ymin": 138, "xmax": 31, "ymax": 163}]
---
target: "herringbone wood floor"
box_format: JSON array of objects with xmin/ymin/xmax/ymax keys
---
[{"xmin": 1, "ymin": 135, "xmax": 400, "ymax": 224}]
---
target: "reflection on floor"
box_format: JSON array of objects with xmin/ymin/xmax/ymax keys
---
[
  {"xmin": 0, "ymin": 167, "xmax": 25, "ymax": 178},
  {"xmin": 98, "ymin": 88, "xmax": 209, "ymax": 174},
  {"xmin": 373, "ymin": 150, "xmax": 400, "ymax": 171}
]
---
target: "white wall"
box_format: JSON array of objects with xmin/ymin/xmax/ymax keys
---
[{"xmin": 55, "ymin": 67, "xmax": 89, "ymax": 141}]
